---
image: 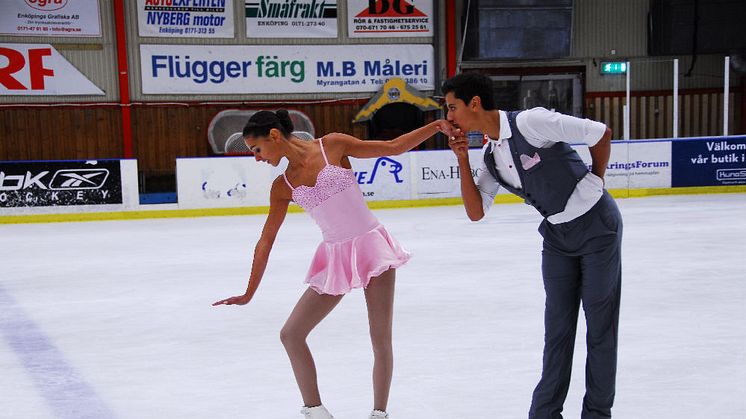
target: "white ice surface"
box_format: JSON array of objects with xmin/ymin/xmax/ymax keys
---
[{"xmin": 1, "ymin": 193, "xmax": 745, "ymax": 419}]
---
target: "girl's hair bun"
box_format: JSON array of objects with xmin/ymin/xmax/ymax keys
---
[{"xmin": 275, "ymin": 109, "xmax": 294, "ymax": 133}]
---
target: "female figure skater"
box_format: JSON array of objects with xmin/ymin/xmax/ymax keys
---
[{"xmin": 213, "ymin": 110, "xmax": 458, "ymax": 419}]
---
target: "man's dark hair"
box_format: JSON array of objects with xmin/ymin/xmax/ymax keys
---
[{"xmin": 441, "ymin": 72, "xmax": 496, "ymax": 110}]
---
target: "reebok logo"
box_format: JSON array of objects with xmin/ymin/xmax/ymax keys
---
[
  {"xmin": 0, "ymin": 169, "xmax": 109, "ymax": 191},
  {"xmin": 50, "ymin": 169, "xmax": 109, "ymax": 190}
]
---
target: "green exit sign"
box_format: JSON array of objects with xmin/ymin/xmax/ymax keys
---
[{"xmin": 600, "ymin": 61, "xmax": 627, "ymax": 75}]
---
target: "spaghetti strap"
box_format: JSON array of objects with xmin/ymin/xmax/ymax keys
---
[
  {"xmin": 281, "ymin": 172, "xmax": 294, "ymax": 190},
  {"xmin": 318, "ymin": 137, "xmax": 329, "ymax": 165}
]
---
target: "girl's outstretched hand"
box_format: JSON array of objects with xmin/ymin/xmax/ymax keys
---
[
  {"xmin": 433, "ymin": 119, "xmax": 461, "ymax": 138},
  {"xmin": 212, "ymin": 293, "xmax": 252, "ymax": 306}
]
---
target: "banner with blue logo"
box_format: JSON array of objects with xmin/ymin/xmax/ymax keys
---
[
  {"xmin": 350, "ymin": 156, "xmax": 410, "ymax": 201},
  {"xmin": 137, "ymin": 0, "xmax": 235, "ymax": 38},
  {"xmin": 671, "ymin": 136, "xmax": 746, "ymax": 187},
  {"xmin": 176, "ymin": 157, "xmax": 275, "ymax": 208}
]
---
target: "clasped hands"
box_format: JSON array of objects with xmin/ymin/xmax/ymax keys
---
[{"xmin": 435, "ymin": 120, "xmax": 470, "ymax": 158}]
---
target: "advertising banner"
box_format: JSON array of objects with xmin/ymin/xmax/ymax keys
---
[
  {"xmin": 410, "ymin": 149, "xmax": 497, "ymax": 199},
  {"xmin": 176, "ymin": 157, "xmax": 276, "ymax": 208},
  {"xmin": 0, "ymin": 43, "xmax": 104, "ymax": 95},
  {"xmin": 348, "ymin": 0, "xmax": 433, "ymax": 38},
  {"xmin": 136, "ymin": 0, "xmax": 234, "ymax": 38},
  {"xmin": 176, "ymin": 155, "xmax": 413, "ymax": 208},
  {"xmin": 414, "ymin": 141, "xmax": 672, "ymax": 201},
  {"xmin": 0, "ymin": 160, "xmax": 122, "ymax": 208},
  {"xmin": 350, "ymin": 156, "xmax": 411, "ymax": 201},
  {"xmin": 174, "ymin": 139, "xmax": 687, "ymax": 211},
  {"xmin": 140, "ymin": 44, "xmax": 433, "ymax": 94},
  {"xmin": 0, "ymin": 0, "xmax": 101, "ymax": 37},
  {"xmin": 573, "ymin": 140, "xmax": 671, "ymax": 189},
  {"xmin": 245, "ymin": 0, "xmax": 337, "ymax": 38},
  {"xmin": 625, "ymin": 141, "xmax": 671, "ymax": 188},
  {"xmin": 671, "ymin": 136, "xmax": 746, "ymax": 187}
]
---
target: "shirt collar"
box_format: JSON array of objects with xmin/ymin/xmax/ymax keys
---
[{"xmin": 485, "ymin": 110, "xmax": 512, "ymax": 151}]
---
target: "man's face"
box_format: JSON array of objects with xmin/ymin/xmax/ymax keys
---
[{"xmin": 445, "ymin": 92, "xmax": 476, "ymax": 132}]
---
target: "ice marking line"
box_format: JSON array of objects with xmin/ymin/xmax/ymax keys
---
[{"xmin": 0, "ymin": 285, "xmax": 116, "ymax": 419}]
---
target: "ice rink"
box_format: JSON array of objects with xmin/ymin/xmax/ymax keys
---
[{"xmin": 1, "ymin": 193, "xmax": 745, "ymax": 419}]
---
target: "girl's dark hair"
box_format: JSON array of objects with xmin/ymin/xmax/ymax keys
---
[{"xmin": 242, "ymin": 109, "xmax": 294, "ymax": 138}]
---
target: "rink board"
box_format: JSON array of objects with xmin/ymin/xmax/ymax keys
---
[
  {"xmin": 175, "ymin": 137, "xmax": 722, "ymax": 208},
  {"xmin": 0, "ymin": 159, "xmax": 139, "ymax": 216},
  {"xmin": 1, "ymin": 136, "xmax": 746, "ymax": 222}
]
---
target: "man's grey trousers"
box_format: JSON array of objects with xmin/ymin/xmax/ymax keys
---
[{"xmin": 529, "ymin": 191, "xmax": 623, "ymax": 419}]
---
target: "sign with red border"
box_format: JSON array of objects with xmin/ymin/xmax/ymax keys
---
[{"xmin": 348, "ymin": 0, "xmax": 433, "ymax": 38}]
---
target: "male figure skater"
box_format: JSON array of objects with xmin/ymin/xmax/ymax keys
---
[{"xmin": 443, "ymin": 72, "xmax": 622, "ymax": 419}]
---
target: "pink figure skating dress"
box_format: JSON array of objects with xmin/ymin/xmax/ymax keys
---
[{"xmin": 282, "ymin": 138, "xmax": 411, "ymax": 295}]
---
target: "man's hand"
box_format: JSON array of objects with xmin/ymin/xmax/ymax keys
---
[
  {"xmin": 448, "ymin": 134, "xmax": 470, "ymax": 161},
  {"xmin": 447, "ymin": 133, "xmax": 484, "ymax": 221},
  {"xmin": 589, "ymin": 127, "xmax": 612, "ymax": 181}
]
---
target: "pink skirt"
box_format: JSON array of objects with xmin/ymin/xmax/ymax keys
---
[{"xmin": 304, "ymin": 224, "xmax": 411, "ymax": 295}]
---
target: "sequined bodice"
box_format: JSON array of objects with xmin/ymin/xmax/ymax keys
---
[
  {"xmin": 292, "ymin": 164, "xmax": 357, "ymax": 210},
  {"xmin": 282, "ymin": 138, "xmax": 379, "ymax": 243}
]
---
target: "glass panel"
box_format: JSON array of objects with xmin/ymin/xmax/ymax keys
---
[
  {"xmin": 491, "ymin": 75, "xmax": 582, "ymax": 116},
  {"xmin": 478, "ymin": 0, "xmax": 572, "ymax": 7},
  {"xmin": 464, "ymin": 0, "xmax": 573, "ymax": 60}
]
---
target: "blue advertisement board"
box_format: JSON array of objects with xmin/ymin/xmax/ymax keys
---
[{"xmin": 671, "ymin": 136, "xmax": 746, "ymax": 187}]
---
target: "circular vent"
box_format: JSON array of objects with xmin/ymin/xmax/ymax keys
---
[{"xmin": 208, "ymin": 109, "xmax": 316, "ymax": 155}]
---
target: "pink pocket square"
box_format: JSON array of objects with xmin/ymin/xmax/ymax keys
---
[{"xmin": 520, "ymin": 152, "xmax": 541, "ymax": 170}]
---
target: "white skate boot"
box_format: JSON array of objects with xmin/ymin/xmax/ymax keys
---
[
  {"xmin": 300, "ymin": 405, "xmax": 334, "ymax": 419},
  {"xmin": 369, "ymin": 409, "xmax": 389, "ymax": 418}
]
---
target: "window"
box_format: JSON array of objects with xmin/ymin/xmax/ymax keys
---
[
  {"xmin": 649, "ymin": 0, "xmax": 746, "ymax": 55},
  {"xmin": 490, "ymin": 73, "xmax": 583, "ymax": 116},
  {"xmin": 463, "ymin": 0, "xmax": 573, "ymax": 60}
]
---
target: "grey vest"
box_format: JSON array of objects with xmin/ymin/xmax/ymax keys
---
[{"xmin": 483, "ymin": 111, "xmax": 589, "ymax": 217}]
